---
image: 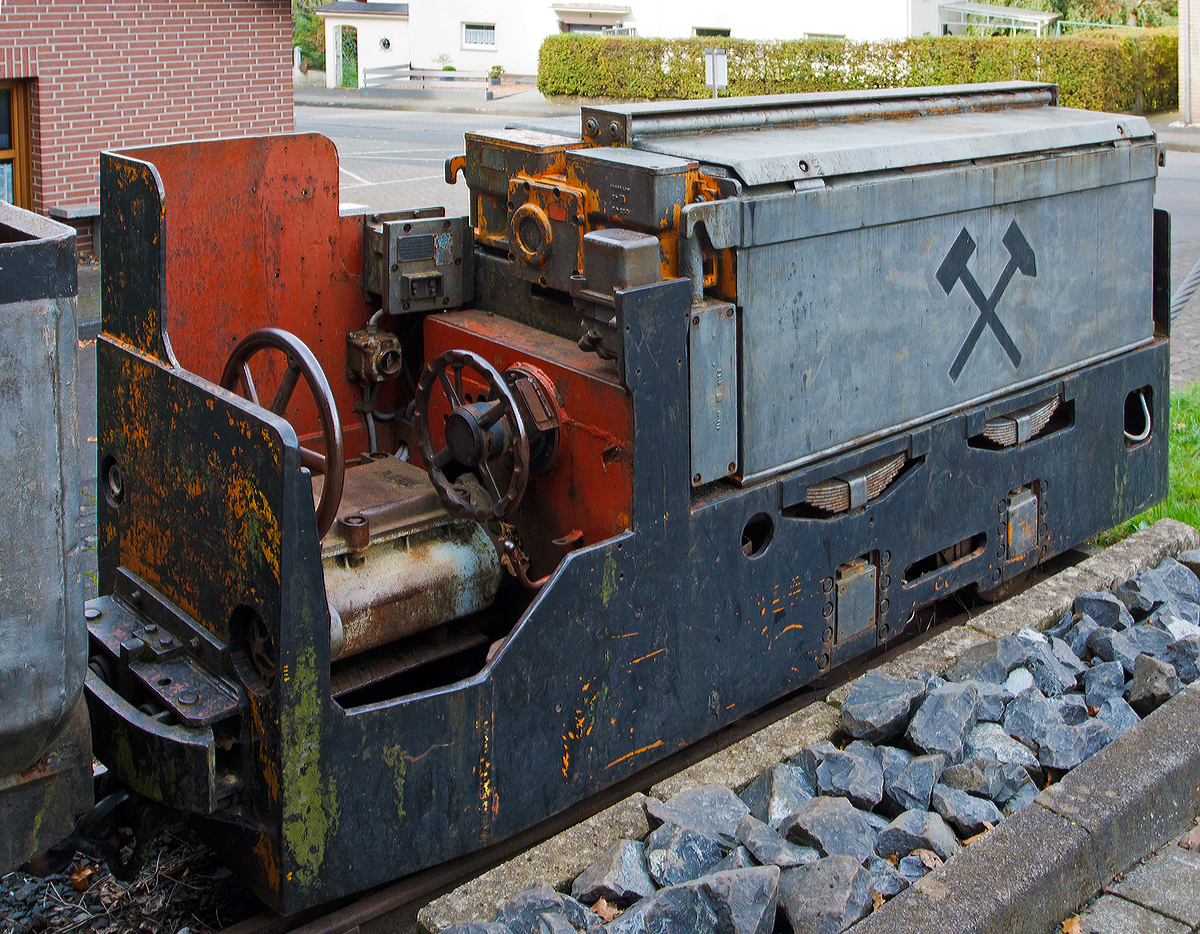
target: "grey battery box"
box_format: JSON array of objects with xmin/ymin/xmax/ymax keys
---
[{"xmin": 365, "ymin": 208, "xmax": 474, "ymax": 314}]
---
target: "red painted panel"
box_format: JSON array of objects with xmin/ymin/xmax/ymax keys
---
[
  {"xmin": 118, "ymin": 135, "xmax": 372, "ymax": 457},
  {"xmin": 424, "ymin": 311, "xmax": 634, "ymax": 574}
]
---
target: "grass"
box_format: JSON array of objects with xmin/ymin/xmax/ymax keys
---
[{"xmin": 1095, "ymin": 381, "xmax": 1200, "ymax": 546}]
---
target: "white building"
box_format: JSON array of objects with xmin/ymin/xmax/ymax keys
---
[
  {"xmin": 1184, "ymin": 0, "xmax": 1199, "ymax": 124},
  {"xmin": 317, "ymin": 0, "xmax": 945, "ymax": 86}
]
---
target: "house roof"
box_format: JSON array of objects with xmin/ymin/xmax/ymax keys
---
[{"xmin": 315, "ymin": 1, "xmax": 409, "ymax": 17}]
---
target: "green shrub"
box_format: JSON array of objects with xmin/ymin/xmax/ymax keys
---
[
  {"xmin": 293, "ymin": 7, "xmax": 326, "ymax": 71},
  {"xmin": 537, "ymin": 28, "xmax": 1177, "ymax": 113}
]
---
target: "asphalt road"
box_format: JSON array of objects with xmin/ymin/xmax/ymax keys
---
[
  {"xmin": 294, "ymin": 106, "xmax": 516, "ymax": 217},
  {"xmin": 1156, "ymin": 150, "xmax": 1200, "ymax": 388}
]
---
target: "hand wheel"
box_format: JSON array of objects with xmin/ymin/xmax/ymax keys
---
[
  {"xmin": 220, "ymin": 327, "xmax": 345, "ymax": 539},
  {"xmin": 413, "ymin": 349, "xmax": 530, "ymax": 522}
]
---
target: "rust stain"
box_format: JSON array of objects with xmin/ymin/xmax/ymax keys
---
[
  {"xmin": 605, "ymin": 740, "xmax": 663, "ymax": 770},
  {"xmin": 252, "ymin": 832, "xmax": 280, "ymax": 895}
]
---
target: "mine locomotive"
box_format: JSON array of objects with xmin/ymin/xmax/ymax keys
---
[{"xmin": 81, "ymin": 83, "xmax": 1169, "ymax": 912}]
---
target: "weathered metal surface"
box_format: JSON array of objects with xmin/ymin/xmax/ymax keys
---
[
  {"xmin": 0, "ymin": 202, "xmax": 90, "ymax": 872},
  {"xmin": 83, "ymin": 92, "xmax": 1170, "ymax": 916},
  {"xmin": 458, "ymin": 129, "xmax": 590, "ymax": 253},
  {"xmin": 0, "ymin": 699, "xmax": 92, "ymax": 873},
  {"xmin": 423, "ymin": 311, "xmax": 634, "ymax": 577},
  {"xmin": 365, "ymin": 213, "xmax": 474, "ymax": 314},
  {"xmin": 323, "ymin": 521, "xmax": 501, "ymax": 661},
  {"xmin": 736, "ymin": 169, "xmax": 1156, "ymax": 481},
  {"xmin": 688, "ymin": 299, "xmax": 738, "ymax": 486},
  {"xmin": 86, "ymin": 589, "xmax": 243, "ymax": 728},
  {"xmin": 317, "ymin": 456, "xmax": 452, "ymax": 559},
  {"xmin": 582, "ymin": 82, "xmax": 1058, "ymax": 149},
  {"xmin": 101, "ymin": 136, "xmax": 373, "ymax": 458},
  {"xmin": 636, "ymin": 105, "xmax": 1147, "ymax": 187}
]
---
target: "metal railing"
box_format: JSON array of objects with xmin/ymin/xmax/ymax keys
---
[{"xmin": 363, "ymin": 65, "xmax": 490, "ymax": 90}]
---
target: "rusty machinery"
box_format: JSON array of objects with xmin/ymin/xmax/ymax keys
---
[{"xmin": 82, "ymin": 83, "xmax": 1169, "ymax": 912}]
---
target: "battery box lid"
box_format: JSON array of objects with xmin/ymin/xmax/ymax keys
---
[{"xmin": 638, "ymin": 105, "xmax": 1151, "ymax": 187}]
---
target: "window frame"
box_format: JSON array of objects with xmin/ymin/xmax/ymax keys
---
[
  {"xmin": 0, "ymin": 79, "xmax": 32, "ymax": 210},
  {"xmin": 462, "ymin": 22, "xmax": 497, "ymax": 49}
]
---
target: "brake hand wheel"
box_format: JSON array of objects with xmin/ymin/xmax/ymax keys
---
[
  {"xmin": 220, "ymin": 327, "xmax": 345, "ymax": 539},
  {"xmin": 413, "ymin": 349, "xmax": 531, "ymax": 522}
]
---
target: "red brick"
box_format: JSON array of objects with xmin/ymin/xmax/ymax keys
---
[{"xmin": 1, "ymin": 0, "xmax": 291, "ymax": 250}]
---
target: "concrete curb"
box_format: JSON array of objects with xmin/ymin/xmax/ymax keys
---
[
  {"xmin": 293, "ymin": 89, "xmax": 576, "ymax": 119},
  {"xmin": 416, "ymin": 794, "xmax": 652, "ymax": 934},
  {"xmin": 853, "ymin": 681, "xmax": 1200, "ymax": 933},
  {"xmin": 416, "ymin": 519, "xmax": 1198, "ymax": 933}
]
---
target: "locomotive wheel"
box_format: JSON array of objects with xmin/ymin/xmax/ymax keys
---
[
  {"xmin": 220, "ymin": 327, "xmax": 345, "ymax": 539},
  {"xmin": 414, "ymin": 349, "xmax": 531, "ymax": 522}
]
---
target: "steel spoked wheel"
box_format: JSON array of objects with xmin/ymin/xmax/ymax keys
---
[
  {"xmin": 414, "ymin": 349, "xmax": 531, "ymax": 522},
  {"xmin": 220, "ymin": 327, "xmax": 345, "ymax": 539}
]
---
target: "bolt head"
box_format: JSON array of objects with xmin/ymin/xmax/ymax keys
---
[{"xmin": 85, "ymin": 606, "xmax": 102, "ymax": 621}]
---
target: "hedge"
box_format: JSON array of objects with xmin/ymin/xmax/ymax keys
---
[{"xmin": 537, "ymin": 29, "xmax": 1177, "ymax": 113}]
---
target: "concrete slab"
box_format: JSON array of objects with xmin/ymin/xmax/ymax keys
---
[
  {"xmin": 648, "ymin": 701, "xmax": 840, "ymax": 799},
  {"xmin": 850, "ymin": 800, "xmax": 1103, "ymax": 934},
  {"xmin": 966, "ymin": 565, "xmax": 1109, "ymax": 640},
  {"xmin": 1078, "ymin": 519, "xmax": 1200, "ymax": 590},
  {"xmin": 1036, "ymin": 684, "xmax": 1200, "ymax": 881},
  {"xmin": 416, "ymin": 793, "xmax": 652, "ymax": 933},
  {"xmin": 1075, "ymin": 894, "xmax": 1189, "ymax": 934},
  {"xmin": 1111, "ymin": 847, "xmax": 1200, "ymax": 927},
  {"xmin": 826, "ymin": 627, "xmax": 990, "ymax": 707}
]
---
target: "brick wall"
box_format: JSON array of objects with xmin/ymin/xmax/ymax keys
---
[{"xmin": 0, "ymin": 0, "xmax": 293, "ymax": 234}]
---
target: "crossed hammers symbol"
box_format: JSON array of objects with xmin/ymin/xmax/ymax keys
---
[{"xmin": 937, "ymin": 220, "xmax": 1037, "ymax": 382}]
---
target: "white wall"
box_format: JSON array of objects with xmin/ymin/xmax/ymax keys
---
[
  {"xmin": 624, "ymin": 0, "xmax": 909, "ymax": 41},
  {"xmin": 1183, "ymin": 0, "xmax": 1199, "ymax": 124},
  {"xmin": 322, "ymin": 14, "xmax": 411, "ymax": 88},
  {"xmin": 408, "ymin": 0, "xmax": 560, "ymax": 76},
  {"xmin": 406, "ymin": 0, "xmax": 937, "ymax": 78},
  {"xmin": 909, "ymin": 0, "xmax": 940, "ymax": 36}
]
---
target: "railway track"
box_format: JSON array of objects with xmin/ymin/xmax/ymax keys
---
[{"xmin": 218, "ymin": 551, "xmax": 1089, "ymax": 934}]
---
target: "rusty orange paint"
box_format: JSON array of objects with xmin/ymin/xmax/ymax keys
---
[
  {"xmin": 604, "ymin": 740, "xmax": 664, "ymax": 770},
  {"xmin": 252, "ymin": 831, "xmax": 281, "ymax": 895},
  {"xmin": 629, "ymin": 648, "xmax": 665, "ymax": 665}
]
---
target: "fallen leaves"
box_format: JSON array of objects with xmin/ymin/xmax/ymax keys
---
[
  {"xmin": 591, "ymin": 898, "xmax": 621, "ymax": 923},
  {"xmin": 961, "ymin": 821, "xmax": 996, "ymax": 847},
  {"xmin": 913, "ymin": 849, "xmax": 944, "ymax": 871},
  {"xmin": 1179, "ymin": 818, "xmax": 1200, "ymax": 851},
  {"xmin": 872, "ymin": 891, "xmax": 885, "ymax": 910},
  {"xmin": 1062, "ymin": 915, "xmax": 1083, "ymax": 934},
  {"xmin": 70, "ymin": 865, "xmax": 97, "ymax": 892}
]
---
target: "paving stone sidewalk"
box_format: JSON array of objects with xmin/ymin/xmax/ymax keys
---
[{"xmin": 1053, "ymin": 834, "xmax": 1200, "ymax": 934}]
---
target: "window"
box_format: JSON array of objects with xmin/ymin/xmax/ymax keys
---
[
  {"xmin": 463, "ymin": 23, "xmax": 495, "ymax": 46},
  {"xmin": 693, "ymin": 27, "xmax": 731, "ymax": 37},
  {"xmin": 566, "ymin": 22, "xmax": 604, "ymax": 33},
  {"xmin": 0, "ymin": 80, "xmax": 32, "ymax": 210}
]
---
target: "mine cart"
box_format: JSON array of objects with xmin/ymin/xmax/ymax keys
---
[
  {"xmin": 0, "ymin": 203, "xmax": 92, "ymax": 872},
  {"xmin": 81, "ymin": 83, "xmax": 1168, "ymax": 911}
]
